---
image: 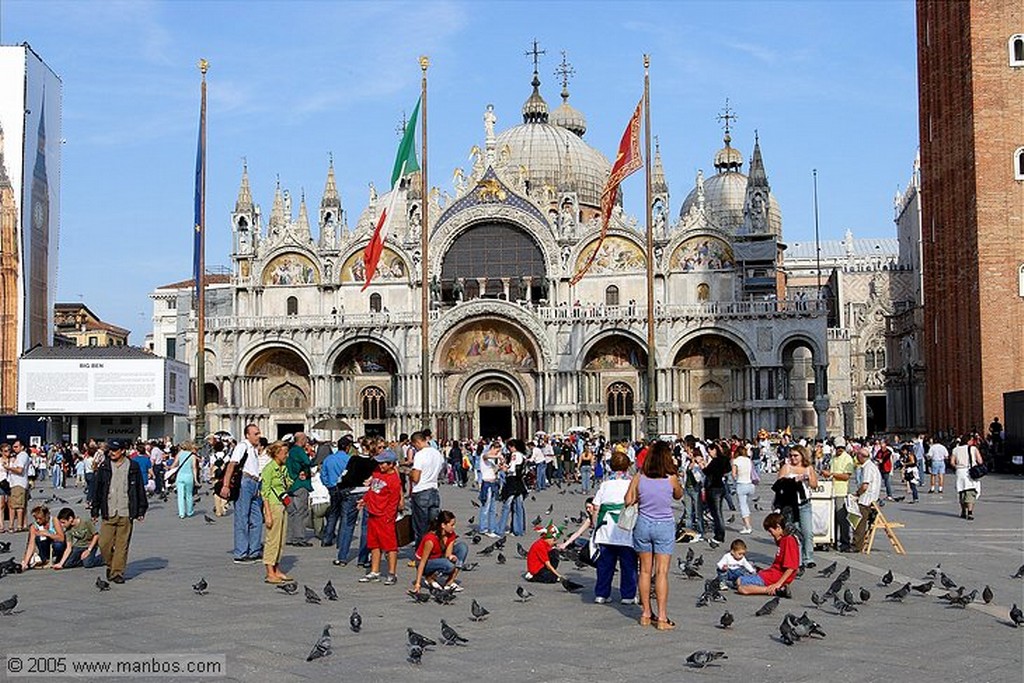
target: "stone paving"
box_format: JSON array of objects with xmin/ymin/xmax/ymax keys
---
[{"xmin": 1, "ymin": 472, "xmax": 1021, "ymax": 682}]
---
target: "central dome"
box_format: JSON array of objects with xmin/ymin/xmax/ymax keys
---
[{"xmin": 496, "ymin": 122, "xmax": 610, "ymax": 208}]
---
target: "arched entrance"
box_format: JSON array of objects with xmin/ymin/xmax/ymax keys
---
[
  {"xmin": 781, "ymin": 337, "xmax": 827, "ymax": 438},
  {"xmin": 244, "ymin": 347, "xmax": 311, "ymax": 439},
  {"xmin": 474, "ymin": 381, "xmax": 516, "ymax": 439},
  {"xmin": 330, "ymin": 341, "xmax": 399, "ymax": 437},
  {"xmin": 581, "ymin": 334, "xmax": 646, "ymax": 442},
  {"xmin": 674, "ymin": 334, "xmax": 750, "ymax": 440}
]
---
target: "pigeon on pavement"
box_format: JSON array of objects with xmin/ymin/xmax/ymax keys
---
[
  {"xmin": 911, "ymin": 581, "xmax": 933, "ymax": 594},
  {"xmin": 192, "ymin": 578, "xmax": 208, "ymax": 595},
  {"xmin": 779, "ymin": 616, "xmax": 800, "ymax": 645},
  {"xmin": 940, "ymin": 573, "xmax": 958, "ymax": 589},
  {"xmin": 925, "ymin": 563, "xmax": 942, "ymax": 578},
  {"xmin": 1012, "ymin": 564, "xmax": 1024, "ymax": 579},
  {"xmin": 982, "ymin": 585, "xmax": 993, "ymax": 604},
  {"xmin": 470, "ymin": 599, "xmax": 490, "ymax": 621},
  {"xmin": 886, "ymin": 583, "xmax": 911, "ymax": 601},
  {"xmin": 719, "ymin": 611, "xmax": 734, "ymax": 628},
  {"xmin": 440, "ymin": 619, "xmax": 468, "ymax": 646},
  {"xmin": 843, "ymin": 588, "xmax": 860, "ymax": 606},
  {"xmin": 204, "ymin": 514, "xmax": 216, "ymax": 524},
  {"xmin": 836, "ymin": 566, "xmax": 851, "ymax": 583},
  {"xmin": 305, "ymin": 625, "xmax": 332, "ymax": 662},
  {"xmin": 407, "ymin": 628, "xmax": 437, "ymax": 648},
  {"xmin": 496, "ymin": 552, "xmax": 506, "ymax": 565},
  {"xmin": 407, "ymin": 643, "xmax": 423, "ymax": 665},
  {"xmin": 832, "ymin": 596, "xmax": 858, "ymax": 616},
  {"xmin": 277, "ymin": 582, "xmax": 299, "ymax": 596},
  {"xmin": 407, "ymin": 590, "xmax": 431, "ymax": 603},
  {"xmin": 471, "ymin": 534, "xmax": 482, "ymax": 545},
  {"xmin": 859, "ymin": 587, "xmax": 871, "ymax": 603},
  {"xmin": 95, "ymin": 576, "xmax": 110, "ymax": 592},
  {"xmin": 797, "ymin": 612, "xmax": 826, "ymax": 638},
  {"xmin": 938, "ymin": 587, "xmax": 965, "ymax": 602},
  {"xmin": 0, "ymin": 541, "xmax": 11, "ymax": 554},
  {"xmin": 755, "ymin": 597, "xmax": 780, "ymax": 616},
  {"xmin": 324, "ymin": 580, "xmax": 338, "ymax": 601},
  {"xmin": 824, "ymin": 577, "xmax": 845, "ymax": 598},
  {"xmin": 1010, "ymin": 604, "xmax": 1023, "ymax": 627},
  {"xmin": 819, "ymin": 561, "xmax": 838, "ymax": 577},
  {"xmin": 544, "ymin": 504, "xmax": 553, "ymax": 515},
  {"xmin": 811, "ymin": 591, "xmax": 826, "ymax": 607},
  {"xmin": 461, "ymin": 562, "xmax": 479, "ymax": 572},
  {"xmin": 516, "ymin": 543, "xmax": 529, "ymax": 559},
  {"xmin": 561, "ymin": 577, "xmax": 584, "ymax": 592},
  {"xmin": 304, "ymin": 586, "xmax": 321, "ymax": 604},
  {"xmin": 531, "ymin": 515, "xmax": 542, "ymax": 527},
  {"xmin": 349, "ymin": 608, "xmax": 362, "ymax": 633},
  {"xmin": 880, "ymin": 569, "xmax": 894, "ymax": 586},
  {"xmin": 515, "ymin": 585, "xmax": 533, "ymax": 602},
  {"xmin": 686, "ymin": 651, "xmax": 727, "ymax": 668},
  {"xmin": 948, "ymin": 590, "xmax": 978, "ymax": 608},
  {"xmin": 0, "ymin": 594, "xmax": 17, "ymax": 615},
  {"xmin": 478, "ymin": 544, "xmax": 495, "ymax": 556}
]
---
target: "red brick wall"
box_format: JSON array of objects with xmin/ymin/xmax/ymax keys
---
[{"xmin": 917, "ymin": 0, "xmax": 1024, "ymax": 433}]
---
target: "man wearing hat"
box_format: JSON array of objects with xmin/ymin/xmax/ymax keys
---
[
  {"xmin": 90, "ymin": 439, "xmax": 148, "ymax": 583},
  {"xmin": 851, "ymin": 446, "xmax": 881, "ymax": 552},
  {"xmin": 822, "ymin": 437, "xmax": 856, "ymax": 552}
]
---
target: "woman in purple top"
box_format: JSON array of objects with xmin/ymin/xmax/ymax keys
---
[{"xmin": 624, "ymin": 441, "xmax": 683, "ymax": 630}]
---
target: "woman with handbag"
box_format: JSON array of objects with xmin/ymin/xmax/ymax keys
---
[
  {"xmin": 624, "ymin": 440, "xmax": 683, "ymax": 630},
  {"xmin": 776, "ymin": 445, "xmax": 818, "ymax": 568},
  {"xmin": 497, "ymin": 439, "xmax": 528, "ymax": 536},
  {"xmin": 952, "ymin": 436, "xmax": 982, "ymax": 521},
  {"xmin": 168, "ymin": 442, "xmax": 199, "ymax": 519}
]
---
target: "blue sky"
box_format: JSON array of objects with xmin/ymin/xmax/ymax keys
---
[{"xmin": 3, "ymin": 0, "xmax": 919, "ymax": 341}]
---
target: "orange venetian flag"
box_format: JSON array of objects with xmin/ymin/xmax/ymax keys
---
[{"xmin": 570, "ymin": 96, "xmax": 644, "ymax": 285}]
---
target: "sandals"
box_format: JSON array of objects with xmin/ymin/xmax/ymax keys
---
[
  {"xmin": 655, "ymin": 618, "xmax": 676, "ymax": 631},
  {"xmin": 638, "ymin": 615, "xmax": 652, "ymax": 627},
  {"xmin": 264, "ymin": 577, "xmax": 285, "ymax": 584}
]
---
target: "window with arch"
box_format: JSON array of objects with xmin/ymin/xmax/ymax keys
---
[
  {"xmin": 1010, "ymin": 34, "xmax": 1024, "ymax": 66},
  {"xmin": 369, "ymin": 293, "xmax": 382, "ymax": 312},
  {"xmin": 607, "ymin": 382, "xmax": 634, "ymax": 417},
  {"xmin": 697, "ymin": 283, "xmax": 710, "ymax": 301},
  {"xmin": 361, "ymin": 386, "xmax": 387, "ymax": 421},
  {"xmin": 1015, "ymin": 147, "xmax": 1024, "ymax": 181},
  {"xmin": 286, "ymin": 296, "xmax": 298, "ymax": 316},
  {"xmin": 605, "ymin": 285, "xmax": 620, "ymax": 307}
]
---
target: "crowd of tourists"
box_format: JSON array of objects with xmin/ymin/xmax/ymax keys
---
[{"xmin": 0, "ymin": 426, "xmax": 995, "ymax": 618}]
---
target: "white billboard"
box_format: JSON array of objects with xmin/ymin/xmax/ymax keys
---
[{"xmin": 17, "ymin": 357, "xmax": 190, "ymax": 415}]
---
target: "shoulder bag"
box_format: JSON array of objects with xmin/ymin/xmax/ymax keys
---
[
  {"xmin": 226, "ymin": 448, "xmax": 250, "ymax": 502},
  {"xmin": 617, "ymin": 476, "xmax": 641, "ymax": 531},
  {"xmin": 966, "ymin": 446, "xmax": 987, "ymax": 480}
]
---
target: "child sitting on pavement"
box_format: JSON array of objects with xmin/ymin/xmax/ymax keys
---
[
  {"xmin": 716, "ymin": 538, "xmax": 756, "ymax": 589},
  {"xmin": 736, "ymin": 512, "xmax": 798, "ymax": 598},
  {"xmin": 524, "ymin": 523, "xmax": 565, "ymax": 583}
]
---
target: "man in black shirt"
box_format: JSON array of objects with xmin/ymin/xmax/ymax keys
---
[{"xmin": 332, "ymin": 442, "xmax": 379, "ymax": 567}]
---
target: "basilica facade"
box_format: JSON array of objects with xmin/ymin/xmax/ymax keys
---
[{"xmin": 154, "ymin": 70, "xmax": 830, "ymax": 443}]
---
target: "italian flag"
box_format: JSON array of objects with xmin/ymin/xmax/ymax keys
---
[{"xmin": 363, "ymin": 98, "xmax": 421, "ymax": 291}]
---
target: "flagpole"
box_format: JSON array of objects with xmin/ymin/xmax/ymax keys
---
[
  {"xmin": 643, "ymin": 54, "xmax": 657, "ymax": 442},
  {"xmin": 419, "ymin": 55, "xmax": 430, "ymax": 432},
  {"xmin": 196, "ymin": 58, "xmax": 208, "ymax": 442}
]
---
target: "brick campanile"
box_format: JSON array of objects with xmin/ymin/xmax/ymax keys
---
[{"xmin": 917, "ymin": 0, "xmax": 1024, "ymax": 433}]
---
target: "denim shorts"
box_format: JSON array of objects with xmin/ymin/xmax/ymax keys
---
[
  {"xmin": 737, "ymin": 573, "xmax": 766, "ymax": 587},
  {"xmin": 930, "ymin": 460, "xmax": 946, "ymax": 475},
  {"xmin": 632, "ymin": 515, "xmax": 675, "ymax": 555}
]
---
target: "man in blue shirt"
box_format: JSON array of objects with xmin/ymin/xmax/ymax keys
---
[
  {"xmin": 131, "ymin": 447, "xmax": 154, "ymax": 494},
  {"xmin": 319, "ymin": 436, "xmax": 352, "ymax": 547}
]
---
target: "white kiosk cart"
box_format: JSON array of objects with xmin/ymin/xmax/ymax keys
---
[{"xmin": 809, "ymin": 480, "xmax": 835, "ymax": 548}]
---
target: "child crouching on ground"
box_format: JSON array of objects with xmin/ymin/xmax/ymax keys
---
[
  {"xmin": 736, "ymin": 512, "xmax": 798, "ymax": 598},
  {"xmin": 524, "ymin": 523, "xmax": 564, "ymax": 583},
  {"xmin": 359, "ymin": 449, "xmax": 403, "ymax": 586},
  {"xmin": 716, "ymin": 538, "xmax": 756, "ymax": 589}
]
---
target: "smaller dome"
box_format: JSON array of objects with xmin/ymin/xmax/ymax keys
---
[
  {"xmin": 550, "ymin": 86, "xmax": 586, "ymax": 137},
  {"xmin": 713, "ymin": 134, "xmax": 743, "ymax": 172}
]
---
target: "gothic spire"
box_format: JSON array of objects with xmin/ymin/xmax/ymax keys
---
[
  {"xmin": 269, "ymin": 177, "xmax": 286, "ymax": 228},
  {"xmin": 652, "ymin": 136, "xmax": 668, "ymax": 194},
  {"xmin": 235, "ymin": 159, "xmax": 253, "ymax": 213},
  {"xmin": 320, "ymin": 155, "xmax": 341, "ymax": 210},
  {"xmin": 747, "ymin": 130, "xmax": 769, "ymax": 188},
  {"xmin": 296, "ymin": 190, "xmax": 311, "ymax": 233}
]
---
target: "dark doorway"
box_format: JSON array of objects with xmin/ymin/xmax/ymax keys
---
[
  {"xmin": 276, "ymin": 423, "xmax": 304, "ymax": 440},
  {"xmin": 609, "ymin": 419, "xmax": 631, "ymax": 443},
  {"xmin": 478, "ymin": 406, "xmax": 512, "ymax": 439},
  {"xmin": 702, "ymin": 417, "xmax": 721, "ymax": 441},
  {"xmin": 364, "ymin": 422, "xmax": 385, "ymax": 438},
  {"xmin": 865, "ymin": 396, "xmax": 887, "ymax": 435}
]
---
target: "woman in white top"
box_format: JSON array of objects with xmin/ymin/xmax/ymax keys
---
[
  {"xmin": 590, "ymin": 450, "xmax": 638, "ymax": 604},
  {"xmin": 732, "ymin": 449, "xmax": 755, "ymax": 534},
  {"xmin": 951, "ymin": 436, "xmax": 982, "ymax": 521}
]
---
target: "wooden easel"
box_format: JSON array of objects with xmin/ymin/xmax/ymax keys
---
[{"xmin": 863, "ymin": 501, "xmax": 906, "ymax": 555}]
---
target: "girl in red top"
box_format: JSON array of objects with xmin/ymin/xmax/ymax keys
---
[
  {"xmin": 411, "ymin": 510, "xmax": 468, "ymax": 593},
  {"xmin": 524, "ymin": 523, "xmax": 564, "ymax": 583},
  {"xmin": 358, "ymin": 450, "xmax": 403, "ymax": 585},
  {"xmin": 736, "ymin": 512, "xmax": 798, "ymax": 597}
]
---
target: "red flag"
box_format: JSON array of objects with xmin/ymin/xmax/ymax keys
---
[{"xmin": 570, "ymin": 96, "xmax": 643, "ymax": 285}]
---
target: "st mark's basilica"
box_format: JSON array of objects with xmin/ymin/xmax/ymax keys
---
[{"xmin": 154, "ymin": 62, "xmax": 833, "ymax": 443}]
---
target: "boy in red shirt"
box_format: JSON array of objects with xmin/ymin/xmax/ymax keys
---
[
  {"xmin": 524, "ymin": 523, "xmax": 564, "ymax": 583},
  {"xmin": 736, "ymin": 512, "xmax": 797, "ymax": 598},
  {"xmin": 358, "ymin": 450, "xmax": 404, "ymax": 585}
]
